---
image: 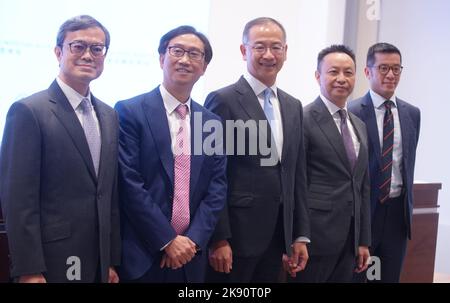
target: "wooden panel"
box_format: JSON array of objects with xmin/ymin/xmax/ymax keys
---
[
  {"xmin": 413, "ymin": 183, "xmax": 441, "ymax": 208},
  {"xmin": 400, "ymin": 213, "xmax": 439, "ymax": 282},
  {"xmin": 400, "ymin": 183, "xmax": 441, "ymax": 283}
]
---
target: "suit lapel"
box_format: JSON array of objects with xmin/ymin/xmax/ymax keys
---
[
  {"xmin": 48, "ymin": 80, "xmax": 97, "ymax": 182},
  {"xmin": 93, "ymin": 96, "xmax": 114, "ymax": 183},
  {"xmin": 312, "ymin": 97, "xmax": 352, "ymax": 172},
  {"xmin": 349, "ymin": 112, "xmax": 368, "ymax": 174},
  {"xmin": 397, "ymin": 98, "xmax": 413, "ymax": 173},
  {"xmin": 235, "ymin": 77, "xmax": 272, "ymax": 146},
  {"xmin": 189, "ymin": 102, "xmax": 205, "ymax": 200},
  {"xmin": 278, "ymin": 90, "xmax": 292, "ymax": 163},
  {"xmin": 360, "ymin": 93, "xmax": 382, "ymax": 166},
  {"xmin": 141, "ymin": 88, "xmax": 174, "ymax": 186}
]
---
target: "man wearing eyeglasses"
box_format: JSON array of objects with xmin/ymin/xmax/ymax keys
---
[
  {"xmin": 115, "ymin": 26, "xmax": 226, "ymax": 283},
  {"xmin": 349, "ymin": 42, "xmax": 421, "ymax": 283},
  {"xmin": 0, "ymin": 15, "xmax": 120, "ymax": 283},
  {"xmin": 204, "ymin": 17, "xmax": 310, "ymax": 283}
]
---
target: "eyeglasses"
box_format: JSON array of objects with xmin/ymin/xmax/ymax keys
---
[
  {"xmin": 370, "ymin": 64, "xmax": 403, "ymax": 75},
  {"xmin": 246, "ymin": 43, "xmax": 285, "ymax": 55},
  {"xmin": 65, "ymin": 41, "xmax": 108, "ymax": 58},
  {"xmin": 167, "ymin": 46, "xmax": 205, "ymax": 61}
]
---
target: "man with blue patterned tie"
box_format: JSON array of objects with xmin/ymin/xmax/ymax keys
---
[
  {"xmin": 0, "ymin": 15, "xmax": 120, "ymax": 283},
  {"xmin": 289, "ymin": 45, "xmax": 371, "ymax": 283},
  {"xmin": 205, "ymin": 17, "xmax": 310, "ymax": 283},
  {"xmin": 349, "ymin": 43, "xmax": 421, "ymax": 283}
]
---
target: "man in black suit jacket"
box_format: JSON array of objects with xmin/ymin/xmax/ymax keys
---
[
  {"xmin": 0, "ymin": 15, "xmax": 120, "ymax": 283},
  {"xmin": 288, "ymin": 45, "xmax": 371, "ymax": 283},
  {"xmin": 205, "ymin": 17, "xmax": 310, "ymax": 283},
  {"xmin": 349, "ymin": 43, "xmax": 421, "ymax": 283}
]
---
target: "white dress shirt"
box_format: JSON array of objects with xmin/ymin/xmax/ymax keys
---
[
  {"xmin": 370, "ymin": 90, "xmax": 403, "ymax": 198},
  {"xmin": 320, "ymin": 94, "xmax": 360, "ymax": 157},
  {"xmin": 244, "ymin": 72, "xmax": 284, "ymax": 159},
  {"xmin": 159, "ymin": 84, "xmax": 192, "ymax": 156},
  {"xmin": 56, "ymin": 77, "xmax": 100, "ymax": 135}
]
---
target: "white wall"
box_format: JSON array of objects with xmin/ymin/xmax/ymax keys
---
[{"xmin": 377, "ymin": 0, "xmax": 450, "ymax": 274}]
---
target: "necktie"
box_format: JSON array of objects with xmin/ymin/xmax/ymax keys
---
[
  {"xmin": 263, "ymin": 88, "xmax": 277, "ymax": 143},
  {"xmin": 80, "ymin": 98, "xmax": 100, "ymax": 176},
  {"xmin": 379, "ymin": 100, "xmax": 394, "ymax": 203},
  {"xmin": 171, "ymin": 104, "xmax": 190, "ymax": 234},
  {"xmin": 338, "ymin": 109, "xmax": 357, "ymax": 170}
]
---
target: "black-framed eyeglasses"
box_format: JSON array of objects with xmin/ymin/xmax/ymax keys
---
[
  {"xmin": 65, "ymin": 41, "xmax": 108, "ymax": 58},
  {"xmin": 246, "ymin": 43, "xmax": 285, "ymax": 55},
  {"xmin": 370, "ymin": 64, "xmax": 403, "ymax": 75},
  {"xmin": 167, "ymin": 46, "xmax": 205, "ymax": 61}
]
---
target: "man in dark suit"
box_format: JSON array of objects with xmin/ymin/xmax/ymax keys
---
[
  {"xmin": 288, "ymin": 45, "xmax": 371, "ymax": 283},
  {"xmin": 205, "ymin": 17, "xmax": 310, "ymax": 283},
  {"xmin": 0, "ymin": 15, "xmax": 120, "ymax": 283},
  {"xmin": 115, "ymin": 26, "xmax": 227, "ymax": 283},
  {"xmin": 349, "ymin": 43, "xmax": 421, "ymax": 283}
]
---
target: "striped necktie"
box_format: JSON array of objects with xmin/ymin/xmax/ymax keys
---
[{"xmin": 379, "ymin": 100, "xmax": 394, "ymax": 203}]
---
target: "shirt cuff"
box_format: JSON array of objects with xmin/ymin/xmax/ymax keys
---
[{"xmin": 293, "ymin": 236, "xmax": 310, "ymax": 244}]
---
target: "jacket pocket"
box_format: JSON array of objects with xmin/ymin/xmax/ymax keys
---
[
  {"xmin": 308, "ymin": 199, "xmax": 332, "ymax": 211},
  {"xmin": 228, "ymin": 193, "xmax": 254, "ymax": 208},
  {"xmin": 42, "ymin": 222, "xmax": 71, "ymax": 243}
]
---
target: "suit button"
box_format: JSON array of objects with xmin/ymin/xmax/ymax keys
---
[{"xmin": 98, "ymin": 194, "xmax": 102, "ymax": 200}]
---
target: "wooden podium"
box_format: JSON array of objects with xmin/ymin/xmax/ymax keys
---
[{"xmin": 400, "ymin": 182, "xmax": 442, "ymax": 283}]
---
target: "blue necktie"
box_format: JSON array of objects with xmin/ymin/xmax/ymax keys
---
[
  {"xmin": 263, "ymin": 88, "xmax": 277, "ymax": 139},
  {"xmin": 80, "ymin": 98, "xmax": 101, "ymax": 176}
]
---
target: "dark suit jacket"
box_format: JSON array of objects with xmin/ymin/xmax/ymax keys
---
[
  {"xmin": 348, "ymin": 92, "xmax": 421, "ymax": 238},
  {"xmin": 0, "ymin": 80, "xmax": 121, "ymax": 282},
  {"xmin": 204, "ymin": 76, "xmax": 310, "ymax": 258},
  {"xmin": 304, "ymin": 97, "xmax": 371, "ymax": 256},
  {"xmin": 115, "ymin": 87, "xmax": 227, "ymax": 282}
]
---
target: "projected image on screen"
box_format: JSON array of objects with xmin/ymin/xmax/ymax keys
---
[{"xmin": 0, "ymin": 0, "xmax": 209, "ymax": 139}]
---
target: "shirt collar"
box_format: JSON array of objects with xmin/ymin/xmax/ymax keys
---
[
  {"xmin": 320, "ymin": 94, "xmax": 348, "ymax": 116},
  {"xmin": 369, "ymin": 89, "xmax": 397, "ymax": 109},
  {"xmin": 243, "ymin": 72, "xmax": 278, "ymax": 98},
  {"xmin": 159, "ymin": 84, "xmax": 191, "ymax": 115},
  {"xmin": 56, "ymin": 76, "xmax": 91, "ymax": 111}
]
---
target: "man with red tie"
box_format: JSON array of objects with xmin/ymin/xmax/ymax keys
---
[
  {"xmin": 349, "ymin": 43, "xmax": 421, "ymax": 282},
  {"xmin": 114, "ymin": 25, "xmax": 227, "ymax": 282}
]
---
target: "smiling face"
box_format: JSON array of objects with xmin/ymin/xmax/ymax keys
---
[
  {"xmin": 160, "ymin": 33, "xmax": 207, "ymax": 100},
  {"xmin": 240, "ymin": 22, "xmax": 287, "ymax": 87},
  {"xmin": 316, "ymin": 52, "xmax": 356, "ymax": 107},
  {"xmin": 365, "ymin": 52, "xmax": 402, "ymax": 100},
  {"xmin": 55, "ymin": 26, "xmax": 106, "ymax": 96}
]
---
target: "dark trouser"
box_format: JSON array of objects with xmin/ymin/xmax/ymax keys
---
[
  {"xmin": 288, "ymin": 220, "xmax": 355, "ymax": 283},
  {"xmin": 206, "ymin": 207, "xmax": 285, "ymax": 283},
  {"xmin": 353, "ymin": 195, "xmax": 408, "ymax": 283}
]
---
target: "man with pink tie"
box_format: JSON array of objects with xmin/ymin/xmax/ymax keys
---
[{"xmin": 114, "ymin": 25, "xmax": 227, "ymax": 282}]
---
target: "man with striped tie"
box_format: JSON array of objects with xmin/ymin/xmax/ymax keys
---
[{"xmin": 349, "ymin": 43, "xmax": 421, "ymax": 283}]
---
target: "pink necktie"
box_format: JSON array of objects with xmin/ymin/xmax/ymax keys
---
[{"xmin": 171, "ymin": 104, "xmax": 190, "ymax": 234}]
